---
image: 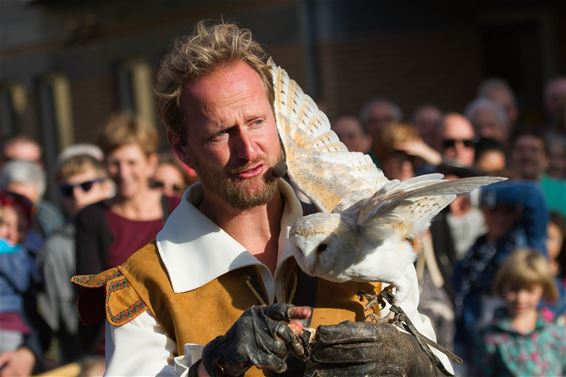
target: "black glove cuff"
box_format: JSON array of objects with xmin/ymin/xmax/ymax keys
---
[{"xmin": 188, "ymin": 359, "xmax": 201, "ymax": 377}]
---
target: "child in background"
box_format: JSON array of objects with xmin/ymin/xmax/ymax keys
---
[
  {"xmin": 0, "ymin": 191, "xmax": 34, "ymax": 353},
  {"xmin": 542, "ymin": 211, "xmax": 566, "ymax": 322},
  {"xmin": 475, "ymin": 249, "xmax": 566, "ymax": 377},
  {"xmin": 453, "ymin": 181, "xmax": 548, "ymax": 365},
  {"xmin": 38, "ymin": 150, "xmax": 113, "ymax": 363}
]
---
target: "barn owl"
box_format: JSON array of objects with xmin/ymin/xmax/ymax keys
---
[{"xmin": 270, "ymin": 60, "xmax": 504, "ymax": 305}]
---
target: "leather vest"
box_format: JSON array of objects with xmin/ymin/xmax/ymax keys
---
[{"xmin": 73, "ymin": 242, "xmax": 381, "ymax": 376}]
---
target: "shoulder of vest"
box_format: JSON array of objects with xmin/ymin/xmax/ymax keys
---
[{"xmin": 71, "ymin": 243, "xmax": 161, "ymax": 327}]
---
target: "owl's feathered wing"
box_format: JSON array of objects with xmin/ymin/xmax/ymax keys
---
[
  {"xmin": 270, "ymin": 59, "xmax": 505, "ymax": 229},
  {"xmin": 270, "ymin": 59, "xmax": 388, "ymax": 213},
  {"xmin": 356, "ymin": 174, "xmax": 505, "ymax": 242}
]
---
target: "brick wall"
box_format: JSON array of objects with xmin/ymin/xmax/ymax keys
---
[
  {"xmin": 317, "ymin": 30, "xmax": 482, "ymax": 120},
  {"xmin": 70, "ymin": 76, "xmax": 118, "ymax": 143}
]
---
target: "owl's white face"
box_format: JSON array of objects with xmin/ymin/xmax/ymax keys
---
[{"xmin": 289, "ymin": 213, "xmax": 344, "ymax": 278}]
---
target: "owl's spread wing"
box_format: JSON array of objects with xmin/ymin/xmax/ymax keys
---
[
  {"xmin": 270, "ymin": 60, "xmax": 387, "ymax": 213},
  {"xmin": 357, "ymin": 175, "xmax": 506, "ymax": 240}
]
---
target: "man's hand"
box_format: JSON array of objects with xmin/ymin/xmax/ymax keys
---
[
  {"xmin": 310, "ymin": 321, "xmax": 446, "ymax": 377},
  {"xmin": 200, "ymin": 304, "xmax": 311, "ymax": 377},
  {"xmin": 394, "ymin": 140, "xmax": 442, "ymax": 166},
  {"xmin": 0, "ymin": 348, "xmax": 35, "ymax": 377}
]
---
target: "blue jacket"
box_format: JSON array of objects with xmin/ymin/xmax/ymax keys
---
[
  {"xmin": 0, "ymin": 240, "xmax": 33, "ymax": 314},
  {"xmin": 453, "ymin": 180, "xmax": 548, "ymax": 362}
]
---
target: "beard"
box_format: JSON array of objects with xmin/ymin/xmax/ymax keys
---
[{"xmin": 197, "ymin": 153, "xmax": 283, "ymax": 209}]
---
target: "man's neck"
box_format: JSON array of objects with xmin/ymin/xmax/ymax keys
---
[{"xmin": 199, "ymin": 190, "xmax": 284, "ymax": 274}]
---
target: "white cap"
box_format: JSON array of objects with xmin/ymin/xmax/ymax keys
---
[{"xmin": 58, "ymin": 143, "xmax": 104, "ymax": 163}]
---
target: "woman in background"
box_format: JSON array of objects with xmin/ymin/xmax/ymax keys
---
[
  {"xmin": 151, "ymin": 152, "xmax": 191, "ymax": 198},
  {"xmin": 75, "ymin": 113, "xmax": 178, "ymax": 355}
]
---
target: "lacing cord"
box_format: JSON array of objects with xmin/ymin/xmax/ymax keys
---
[
  {"xmin": 244, "ymin": 275, "xmax": 267, "ymax": 305},
  {"xmin": 244, "ymin": 271, "xmax": 299, "ymax": 305}
]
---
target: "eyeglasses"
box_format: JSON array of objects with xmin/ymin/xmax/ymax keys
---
[
  {"xmin": 149, "ymin": 179, "xmax": 184, "ymax": 194},
  {"xmin": 59, "ymin": 178, "xmax": 105, "ymax": 198},
  {"xmin": 442, "ymin": 138, "xmax": 474, "ymax": 149}
]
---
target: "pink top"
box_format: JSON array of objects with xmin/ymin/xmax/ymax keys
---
[
  {"xmin": 0, "ymin": 312, "xmax": 31, "ymax": 334},
  {"xmin": 105, "ymin": 210, "xmax": 164, "ymax": 268}
]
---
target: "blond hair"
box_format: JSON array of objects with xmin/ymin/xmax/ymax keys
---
[
  {"xmin": 155, "ymin": 20, "xmax": 274, "ymax": 137},
  {"xmin": 374, "ymin": 121, "xmax": 421, "ymax": 162},
  {"xmin": 494, "ymin": 249, "xmax": 559, "ymax": 303},
  {"xmin": 96, "ymin": 113, "xmax": 158, "ymax": 156},
  {"xmin": 56, "ymin": 155, "xmax": 108, "ymax": 182}
]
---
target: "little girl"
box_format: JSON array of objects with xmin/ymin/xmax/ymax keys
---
[
  {"xmin": 475, "ymin": 249, "xmax": 566, "ymax": 376},
  {"xmin": 0, "ymin": 191, "xmax": 34, "ymax": 354}
]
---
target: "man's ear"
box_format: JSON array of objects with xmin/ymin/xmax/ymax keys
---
[{"xmin": 167, "ymin": 129, "xmax": 194, "ymax": 168}]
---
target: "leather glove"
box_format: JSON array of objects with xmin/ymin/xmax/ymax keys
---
[
  {"xmin": 310, "ymin": 321, "xmax": 446, "ymax": 377},
  {"xmin": 200, "ymin": 304, "xmax": 311, "ymax": 377}
]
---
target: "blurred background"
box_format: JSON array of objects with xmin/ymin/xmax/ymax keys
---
[
  {"xmin": 1, "ymin": 2, "xmax": 565, "ymax": 376},
  {"xmin": 1, "ymin": 0, "xmax": 565, "ymax": 197}
]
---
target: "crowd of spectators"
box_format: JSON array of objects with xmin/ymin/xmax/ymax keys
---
[{"xmin": 0, "ymin": 74, "xmax": 564, "ymax": 376}]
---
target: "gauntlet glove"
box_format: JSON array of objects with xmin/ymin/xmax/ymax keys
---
[
  {"xmin": 310, "ymin": 321, "xmax": 447, "ymax": 377},
  {"xmin": 200, "ymin": 304, "xmax": 311, "ymax": 377}
]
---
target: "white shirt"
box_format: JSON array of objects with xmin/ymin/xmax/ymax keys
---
[
  {"xmin": 104, "ymin": 180, "xmax": 454, "ymax": 376},
  {"xmin": 104, "ymin": 180, "xmax": 303, "ymax": 376}
]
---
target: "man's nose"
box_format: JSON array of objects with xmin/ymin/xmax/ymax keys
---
[{"xmin": 232, "ymin": 128, "xmax": 258, "ymax": 161}]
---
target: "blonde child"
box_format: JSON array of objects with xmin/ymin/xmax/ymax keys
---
[{"xmin": 475, "ymin": 249, "xmax": 566, "ymax": 376}]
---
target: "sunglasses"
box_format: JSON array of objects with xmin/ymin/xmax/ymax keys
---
[
  {"xmin": 442, "ymin": 138, "xmax": 474, "ymax": 149},
  {"xmin": 59, "ymin": 178, "xmax": 105, "ymax": 198},
  {"xmin": 149, "ymin": 179, "xmax": 184, "ymax": 193}
]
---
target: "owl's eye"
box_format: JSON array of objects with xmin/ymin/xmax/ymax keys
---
[{"xmin": 316, "ymin": 243, "xmax": 328, "ymax": 253}]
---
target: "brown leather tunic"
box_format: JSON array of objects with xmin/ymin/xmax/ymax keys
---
[{"xmin": 73, "ymin": 242, "xmax": 381, "ymax": 376}]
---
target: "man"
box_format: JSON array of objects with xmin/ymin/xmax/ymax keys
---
[
  {"xmin": 439, "ymin": 113, "xmax": 476, "ymax": 167},
  {"xmin": 1, "ymin": 135, "xmax": 42, "ymax": 165},
  {"xmin": 39, "ymin": 149, "xmax": 113, "ymax": 363},
  {"xmin": 331, "ymin": 115, "xmax": 372, "ymax": 153},
  {"xmin": 464, "ymin": 98, "xmax": 510, "ymax": 144},
  {"xmin": 412, "ymin": 104, "xmax": 442, "ymax": 150},
  {"xmin": 393, "ymin": 113, "xmax": 477, "ymax": 174},
  {"xmin": 477, "ymin": 78, "xmax": 519, "ymax": 128},
  {"xmin": 1, "ymin": 136, "xmax": 64, "ymax": 238},
  {"xmin": 510, "ymin": 128, "xmax": 566, "ymax": 217},
  {"xmin": 544, "ymin": 76, "xmax": 566, "ymax": 130},
  {"xmin": 359, "ymin": 98, "xmax": 403, "ymax": 141},
  {"xmin": 74, "ymin": 22, "xmax": 447, "ymax": 376}
]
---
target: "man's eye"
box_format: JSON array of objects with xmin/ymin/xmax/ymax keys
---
[
  {"xmin": 252, "ymin": 119, "xmax": 264, "ymax": 126},
  {"xmin": 209, "ymin": 131, "xmax": 228, "ymax": 142}
]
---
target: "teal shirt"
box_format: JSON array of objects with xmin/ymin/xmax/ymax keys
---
[
  {"xmin": 540, "ymin": 175, "xmax": 566, "ymax": 217},
  {"xmin": 476, "ymin": 310, "xmax": 566, "ymax": 377}
]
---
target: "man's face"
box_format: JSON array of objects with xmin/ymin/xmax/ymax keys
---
[
  {"xmin": 3, "ymin": 141, "xmax": 41, "ymax": 163},
  {"xmin": 545, "ymin": 79, "xmax": 566, "ymax": 117},
  {"xmin": 413, "ymin": 106, "xmax": 441, "ymax": 148},
  {"xmin": 472, "ymin": 107, "xmax": 508, "ymax": 143},
  {"xmin": 485, "ymin": 88, "xmax": 518, "ymax": 125},
  {"xmin": 174, "ymin": 61, "xmax": 281, "ymax": 209},
  {"xmin": 510, "ymin": 135, "xmax": 548, "ymax": 181},
  {"xmin": 331, "ymin": 116, "xmax": 371, "ymax": 153},
  {"xmin": 482, "ymin": 204, "xmax": 522, "ymax": 240},
  {"xmin": 440, "ymin": 115, "xmax": 475, "ymax": 167},
  {"xmin": 365, "ymin": 103, "xmax": 396, "ymax": 139}
]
